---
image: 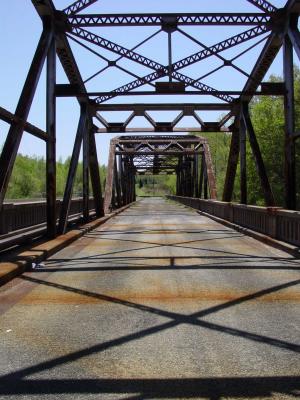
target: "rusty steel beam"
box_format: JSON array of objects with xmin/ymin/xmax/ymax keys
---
[
  {"xmin": 88, "ymin": 119, "xmax": 104, "ymax": 217},
  {"xmin": 57, "ymin": 89, "xmax": 241, "ymax": 99},
  {"xmin": 93, "ymin": 103, "xmax": 233, "ymax": 112},
  {"xmin": 0, "ymin": 27, "xmax": 53, "ymax": 209},
  {"xmin": 242, "ymin": 102, "xmax": 275, "ymax": 206},
  {"xmin": 96, "ymin": 127, "xmax": 230, "ymax": 133},
  {"xmin": 240, "ymin": 111, "xmax": 247, "ymax": 205},
  {"xmin": 241, "ymin": 33, "xmax": 283, "ymax": 101},
  {"xmin": 203, "ymin": 143, "xmax": 217, "ymax": 199},
  {"xmin": 284, "ymin": 34, "xmax": 296, "ymax": 210},
  {"xmin": 82, "ymin": 111, "xmax": 90, "ymax": 222},
  {"xmin": 58, "ymin": 106, "xmax": 87, "ymax": 234},
  {"xmin": 223, "ymin": 126, "xmax": 240, "ymax": 202},
  {"xmin": 46, "ymin": 35, "xmax": 57, "ymax": 238},
  {"xmin": 104, "ymin": 139, "xmax": 117, "ymax": 213},
  {"xmin": 0, "ymin": 106, "xmax": 48, "ymax": 141},
  {"xmin": 33, "ymin": 0, "xmax": 87, "ymax": 95},
  {"xmin": 68, "ymin": 13, "xmax": 270, "ymax": 27},
  {"xmin": 65, "ymin": 90, "xmax": 253, "ymax": 98}
]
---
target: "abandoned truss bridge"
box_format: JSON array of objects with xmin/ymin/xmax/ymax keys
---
[
  {"xmin": 0, "ymin": 0, "xmax": 300, "ymax": 241},
  {"xmin": 0, "ymin": 1, "xmax": 300, "ymax": 398}
]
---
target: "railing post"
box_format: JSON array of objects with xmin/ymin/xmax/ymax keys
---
[{"xmin": 266, "ymin": 207, "xmax": 278, "ymax": 238}]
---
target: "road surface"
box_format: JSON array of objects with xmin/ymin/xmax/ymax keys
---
[{"xmin": 0, "ymin": 198, "xmax": 299, "ymax": 399}]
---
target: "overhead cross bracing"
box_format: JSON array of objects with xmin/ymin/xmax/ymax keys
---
[{"xmin": 0, "ymin": 0, "xmax": 299, "ymax": 240}]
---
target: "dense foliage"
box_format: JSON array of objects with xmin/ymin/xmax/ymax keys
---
[
  {"xmin": 200, "ymin": 70, "xmax": 300, "ymax": 208},
  {"xmin": 5, "ymin": 155, "xmax": 107, "ymax": 200}
]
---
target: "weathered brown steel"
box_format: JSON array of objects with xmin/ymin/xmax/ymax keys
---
[
  {"xmin": 284, "ymin": 33, "xmax": 296, "ymax": 210},
  {"xmin": 88, "ymin": 124, "xmax": 104, "ymax": 217},
  {"xmin": 58, "ymin": 106, "xmax": 87, "ymax": 234},
  {"xmin": 103, "ymin": 135, "xmax": 216, "ymax": 210},
  {"xmin": 1, "ymin": 0, "xmax": 300, "ymax": 247},
  {"xmin": 242, "ymin": 102, "xmax": 275, "ymax": 206},
  {"xmin": 202, "ymin": 143, "xmax": 217, "ymax": 200},
  {"xmin": 82, "ymin": 111, "xmax": 90, "ymax": 222},
  {"xmin": 222, "ymin": 126, "xmax": 240, "ymax": 202},
  {"xmin": 0, "ymin": 107, "xmax": 48, "ymax": 141},
  {"xmin": 240, "ymin": 110, "xmax": 248, "ymax": 205},
  {"xmin": 46, "ymin": 36, "xmax": 57, "ymax": 238},
  {"xmin": 104, "ymin": 139, "xmax": 117, "ymax": 213},
  {"xmin": 0, "ymin": 27, "xmax": 53, "ymax": 209}
]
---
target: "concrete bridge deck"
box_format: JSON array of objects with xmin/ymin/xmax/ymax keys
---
[{"xmin": 0, "ymin": 197, "xmax": 299, "ymax": 399}]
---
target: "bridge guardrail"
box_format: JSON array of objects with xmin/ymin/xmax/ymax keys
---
[
  {"xmin": 0, "ymin": 198, "xmax": 95, "ymax": 235},
  {"xmin": 167, "ymin": 196, "xmax": 300, "ymax": 247}
]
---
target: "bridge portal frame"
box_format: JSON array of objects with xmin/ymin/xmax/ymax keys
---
[{"xmin": 103, "ymin": 135, "xmax": 217, "ymax": 213}]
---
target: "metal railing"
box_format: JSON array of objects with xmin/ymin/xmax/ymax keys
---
[
  {"xmin": 167, "ymin": 196, "xmax": 300, "ymax": 247},
  {"xmin": 0, "ymin": 198, "xmax": 95, "ymax": 235}
]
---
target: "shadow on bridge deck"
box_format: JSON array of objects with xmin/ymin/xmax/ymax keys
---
[{"xmin": 0, "ymin": 198, "xmax": 299, "ymax": 399}]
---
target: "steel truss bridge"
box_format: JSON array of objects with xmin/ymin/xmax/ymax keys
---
[{"xmin": 0, "ymin": 0, "xmax": 299, "ymax": 239}]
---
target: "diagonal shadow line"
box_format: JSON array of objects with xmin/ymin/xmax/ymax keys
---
[
  {"xmin": 59, "ymin": 235, "xmax": 277, "ymax": 262},
  {"xmin": 21, "ymin": 275, "xmax": 300, "ymax": 323},
  {"xmin": 88, "ymin": 234, "xmax": 245, "ymax": 246},
  {"xmin": 43, "ymin": 254, "xmax": 300, "ymax": 272},
  {"xmin": 10, "ymin": 274, "xmax": 298, "ymax": 379},
  {"xmin": 15, "ymin": 276, "xmax": 300, "ymax": 362},
  {"xmin": 46, "ymin": 252, "xmax": 299, "ymax": 268}
]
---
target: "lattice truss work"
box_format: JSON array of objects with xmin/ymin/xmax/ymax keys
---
[
  {"xmin": 0, "ymin": 0, "xmax": 300, "ymax": 239},
  {"xmin": 104, "ymin": 135, "xmax": 217, "ymax": 212}
]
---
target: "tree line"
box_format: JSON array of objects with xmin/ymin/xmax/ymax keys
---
[
  {"xmin": 202, "ymin": 69, "xmax": 300, "ymax": 208},
  {"xmin": 3, "ymin": 69, "xmax": 300, "ymax": 208},
  {"xmin": 5, "ymin": 155, "xmax": 107, "ymax": 200}
]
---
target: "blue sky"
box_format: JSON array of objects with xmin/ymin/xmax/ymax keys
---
[{"xmin": 0, "ymin": 0, "xmax": 293, "ymax": 165}]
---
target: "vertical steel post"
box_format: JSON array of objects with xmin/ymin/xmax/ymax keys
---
[
  {"xmin": 203, "ymin": 143, "xmax": 217, "ymax": 199},
  {"xmin": 284, "ymin": 34, "xmax": 296, "ymax": 209},
  {"xmin": 46, "ymin": 34, "xmax": 57, "ymax": 238},
  {"xmin": 82, "ymin": 105, "xmax": 90, "ymax": 222},
  {"xmin": 89, "ymin": 124, "xmax": 104, "ymax": 217},
  {"xmin": 114, "ymin": 156, "xmax": 121, "ymax": 207},
  {"xmin": 240, "ymin": 110, "xmax": 247, "ymax": 204},
  {"xmin": 168, "ymin": 32, "xmax": 172, "ymax": 83},
  {"xmin": 194, "ymin": 154, "xmax": 199, "ymax": 198},
  {"xmin": 0, "ymin": 27, "xmax": 53, "ymax": 209},
  {"xmin": 204, "ymin": 162, "xmax": 208, "ymax": 199},
  {"xmin": 199, "ymin": 154, "xmax": 204, "ymax": 198},
  {"xmin": 104, "ymin": 140, "xmax": 116, "ymax": 213},
  {"xmin": 242, "ymin": 102, "xmax": 275, "ymax": 206},
  {"xmin": 58, "ymin": 105, "xmax": 87, "ymax": 234},
  {"xmin": 118, "ymin": 155, "xmax": 125, "ymax": 205},
  {"xmin": 223, "ymin": 126, "xmax": 240, "ymax": 202}
]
